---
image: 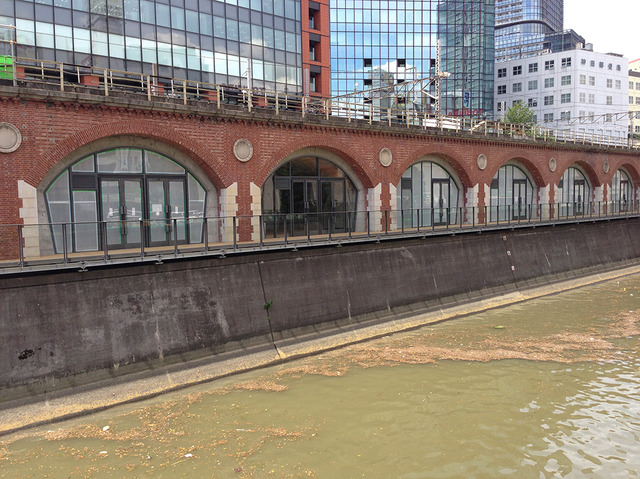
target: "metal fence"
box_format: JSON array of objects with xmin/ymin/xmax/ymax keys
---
[
  {"xmin": 1, "ymin": 202, "xmax": 638, "ymax": 275},
  {"xmin": 1, "ymin": 55, "xmax": 637, "ymax": 149}
]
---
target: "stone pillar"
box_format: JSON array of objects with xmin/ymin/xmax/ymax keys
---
[
  {"xmin": 18, "ymin": 180, "xmax": 40, "ymax": 258},
  {"xmin": 219, "ymin": 182, "xmax": 238, "ymax": 244},
  {"xmin": 367, "ymin": 183, "xmax": 383, "ymax": 232},
  {"xmin": 250, "ymin": 182, "xmax": 262, "ymax": 242},
  {"xmin": 388, "ymin": 183, "xmax": 397, "ymax": 231},
  {"xmin": 539, "ymin": 184, "xmax": 550, "ymax": 220}
]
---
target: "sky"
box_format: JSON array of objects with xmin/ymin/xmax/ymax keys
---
[{"xmin": 564, "ymin": 0, "xmax": 640, "ymax": 61}]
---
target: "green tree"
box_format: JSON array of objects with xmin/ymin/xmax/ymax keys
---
[{"xmin": 503, "ymin": 102, "xmax": 535, "ymax": 125}]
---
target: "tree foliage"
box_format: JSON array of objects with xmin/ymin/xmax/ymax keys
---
[{"xmin": 503, "ymin": 102, "xmax": 535, "ymax": 125}]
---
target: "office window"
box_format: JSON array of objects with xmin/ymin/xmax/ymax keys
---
[
  {"xmin": 527, "ymin": 98, "xmax": 537, "ymax": 107},
  {"xmin": 513, "ymin": 65, "xmax": 522, "ymax": 75},
  {"xmin": 497, "ymin": 85, "xmax": 507, "ymax": 94},
  {"xmin": 631, "ymin": 96, "xmax": 635, "ymax": 105},
  {"xmin": 636, "ymin": 97, "xmax": 640, "ymax": 105},
  {"xmin": 528, "ymin": 63, "xmax": 538, "ymax": 73},
  {"xmin": 599, "ymin": 61, "xmax": 604, "ymax": 68},
  {"xmin": 606, "ymin": 96, "xmax": 613, "ymax": 105},
  {"xmin": 560, "ymin": 111, "xmax": 571, "ymax": 121},
  {"xmin": 512, "ymin": 100, "xmax": 522, "ymax": 106},
  {"xmin": 636, "ymin": 82, "xmax": 640, "ymax": 89},
  {"xmin": 544, "ymin": 78, "xmax": 554, "ymax": 88},
  {"xmin": 580, "ymin": 75, "xmax": 586, "ymax": 85},
  {"xmin": 512, "ymin": 82, "xmax": 522, "ymax": 93},
  {"xmin": 606, "ymin": 78, "xmax": 613, "ymax": 88},
  {"xmin": 636, "ymin": 125, "xmax": 640, "ymax": 133},
  {"xmin": 497, "ymin": 67, "xmax": 506, "ymax": 78},
  {"xmin": 528, "ymin": 80, "xmax": 537, "ymax": 90},
  {"xmin": 561, "ymin": 75, "xmax": 571, "ymax": 86},
  {"xmin": 589, "ymin": 76, "xmax": 595, "ymax": 86},
  {"xmin": 617, "ymin": 65, "xmax": 621, "ymax": 71},
  {"xmin": 543, "ymin": 113, "xmax": 554, "ymax": 122},
  {"xmin": 580, "ymin": 92, "xmax": 586, "ymax": 103},
  {"xmin": 497, "ymin": 101, "xmax": 506, "ymax": 112},
  {"xmin": 544, "ymin": 60, "xmax": 554, "ymax": 70},
  {"xmin": 581, "ymin": 58, "xmax": 586, "ymax": 65},
  {"xmin": 608, "ymin": 63, "xmax": 612, "ymax": 70},
  {"xmin": 561, "ymin": 57, "xmax": 571, "ymax": 68},
  {"xmin": 631, "ymin": 81, "xmax": 635, "ymax": 90},
  {"xmin": 544, "ymin": 95, "xmax": 554, "ymax": 106},
  {"xmin": 561, "ymin": 93, "xmax": 571, "ymax": 104},
  {"xmin": 615, "ymin": 80, "xmax": 621, "ymax": 89},
  {"xmin": 588, "ymin": 94, "xmax": 595, "ymax": 104},
  {"xmin": 590, "ymin": 60, "xmax": 595, "ymax": 67}
]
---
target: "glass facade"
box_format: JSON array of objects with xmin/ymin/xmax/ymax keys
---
[
  {"xmin": 557, "ymin": 166, "xmax": 591, "ymax": 216},
  {"xmin": 45, "ymin": 148, "xmax": 207, "ymax": 253},
  {"xmin": 262, "ymin": 157, "xmax": 358, "ymax": 237},
  {"xmin": 398, "ymin": 160, "xmax": 460, "ymax": 227},
  {"xmin": 495, "ymin": 0, "xmax": 563, "ymax": 61},
  {"xmin": 489, "ymin": 164, "xmax": 534, "ymax": 221},
  {"xmin": 611, "ymin": 169, "xmax": 633, "ymax": 212},
  {"xmin": 330, "ymin": 0, "xmax": 495, "ymax": 119},
  {"xmin": 0, "ymin": 0, "xmax": 302, "ymax": 91}
]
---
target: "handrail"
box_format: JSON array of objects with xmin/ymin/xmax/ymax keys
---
[
  {"xmin": 2, "ymin": 56, "xmax": 637, "ymax": 150},
  {"xmin": 1, "ymin": 201, "xmax": 638, "ymax": 275}
]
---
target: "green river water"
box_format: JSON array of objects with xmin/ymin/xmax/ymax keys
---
[{"xmin": 2, "ymin": 275, "xmax": 640, "ymax": 478}]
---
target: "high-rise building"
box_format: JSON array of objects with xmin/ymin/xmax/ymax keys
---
[
  {"xmin": 329, "ymin": 0, "xmax": 496, "ymax": 119},
  {"xmin": 0, "ymin": 0, "xmax": 336, "ymax": 97},
  {"xmin": 495, "ymin": 0, "xmax": 564, "ymax": 61},
  {"xmin": 494, "ymin": 47, "xmax": 628, "ymax": 141}
]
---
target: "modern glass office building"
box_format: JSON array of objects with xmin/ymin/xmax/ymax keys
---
[
  {"xmin": 0, "ymin": 0, "xmax": 304, "ymax": 92},
  {"xmin": 329, "ymin": 0, "xmax": 495, "ymax": 119},
  {"xmin": 495, "ymin": 0, "xmax": 563, "ymax": 61}
]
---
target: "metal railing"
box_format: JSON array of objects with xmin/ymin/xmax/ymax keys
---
[
  {"xmin": 1, "ymin": 201, "xmax": 638, "ymax": 275},
  {"xmin": 1, "ymin": 56, "xmax": 637, "ymax": 149}
]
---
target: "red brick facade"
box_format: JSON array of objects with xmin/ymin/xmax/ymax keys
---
[{"xmin": 2, "ymin": 91, "xmax": 640, "ymax": 258}]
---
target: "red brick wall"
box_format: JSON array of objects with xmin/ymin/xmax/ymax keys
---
[{"xmin": 2, "ymin": 94, "xmax": 640, "ymax": 231}]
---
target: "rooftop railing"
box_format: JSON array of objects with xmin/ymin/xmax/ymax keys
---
[
  {"xmin": 1, "ymin": 201, "xmax": 638, "ymax": 275},
  {"xmin": 1, "ymin": 56, "xmax": 638, "ymax": 149}
]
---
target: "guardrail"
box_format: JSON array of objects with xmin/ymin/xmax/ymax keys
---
[
  {"xmin": 1, "ymin": 201, "xmax": 638, "ymax": 275},
  {"xmin": 1, "ymin": 56, "xmax": 637, "ymax": 149}
]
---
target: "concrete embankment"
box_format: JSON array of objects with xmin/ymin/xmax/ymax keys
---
[{"xmin": 2, "ymin": 218, "xmax": 640, "ymax": 432}]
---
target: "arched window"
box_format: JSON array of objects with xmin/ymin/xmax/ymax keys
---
[
  {"xmin": 398, "ymin": 161, "xmax": 460, "ymax": 227},
  {"xmin": 610, "ymin": 169, "xmax": 633, "ymax": 213},
  {"xmin": 557, "ymin": 166, "xmax": 591, "ymax": 216},
  {"xmin": 489, "ymin": 164, "xmax": 535, "ymax": 221},
  {"xmin": 45, "ymin": 148, "xmax": 207, "ymax": 253},
  {"xmin": 262, "ymin": 157, "xmax": 358, "ymax": 237}
]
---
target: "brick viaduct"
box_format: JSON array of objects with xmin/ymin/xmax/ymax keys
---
[{"xmin": 1, "ymin": 84, "xmax": 640, "ymax": 257}]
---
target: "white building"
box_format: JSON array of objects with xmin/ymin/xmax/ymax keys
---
[{"xmin": 494, "ymin": 47, "xmax": 628, "ymax": 141}]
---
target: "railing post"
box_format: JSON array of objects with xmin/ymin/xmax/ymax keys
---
[
  {"xmin": 104, "ymin": 69, "xmax": 108, "ymax": 96},
  {"xmin": 384, "ymin": 210, "xmax": 388, "ymax": 236},
  {"xmin": 173, "ymin": 218, "xmax": 179, "ymax": 256},
  {"xmin": 306, "ymin": 215, "xmax": 310, "ymax": 244},
  {"xmin": 472, "ymin": 206, "xmax": 476, "ymax": 229},
  {"xmin": 204, "ymin": 217, "xmax": 209, "ymax": 253},
  {"xmin": 302, "ymin": 96, "xmax": 306, "ymax": 118},
  {"xmin": 217, "ymin": 87, "xmax": 221, "ymax": 109},
  {"xmin": 348, "ymin": 211, "xmax": 352, "ymax": 240},
  {"xmin": 147, "ymin": 75, "xmax": 151, "ymax": 101},
  {"xmin": 232, "ymin": 216, "xmax": 237, "ymax": 250},
  {"xmin": 366, "ymin": 210, "xmax": 370, "ymax": 238},
  {"xmin": 60, "ymin": 63, "xmax": 64, "ymax": 92},
  {"xmin": 400, "ymin": 209, "xmax": 404, "ymax": 235},
  {"xmin": 183, "ymin": 81, "xmax": 187, "ymax": 105},
  {"xmin": 247, "ymin": 89, "xmax": 252, "ymax": 112},
  {"xmin": 62, "ymin": 223, "xmax": 69, "ymax": 265},
  {"xmin": 140, "ymin": 219, "xmax": 144, "ymax": 258},
  {"xmin": 18, "ymin": 224, "xmax": 24, "ymax": 269}
]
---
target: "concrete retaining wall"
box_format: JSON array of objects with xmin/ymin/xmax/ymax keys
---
[{"xmin": 2, "ymin": 219, "xmax": 640, "ymax": 393}]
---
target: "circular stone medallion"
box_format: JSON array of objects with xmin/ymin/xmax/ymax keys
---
[
  {"xmin": 0, "ymin": 123, "xmax": 22, "ymax": 153},
  {"xmin": 548, "ymin": 157, "xmax": 557, "ymax": 172},
  {"xmin": 603, "ymin": 160, "xmax": 610, "ymax": 174},
  {"xmin": 233, "ymin": 138, "xmax": 253, "ymax": 162},
  {"xmin": 379, "ymin": 148, "xmax": 392, "ymax": 167},
  {"xmin": 476, "ymin": 154, "xmax": 487, "ymax": 171}
]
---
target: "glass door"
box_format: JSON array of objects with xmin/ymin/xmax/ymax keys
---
[
  {"xmin": 432, "ymin": 179, "xmax": 449, "ymax": 226},
  {"xmin": 148, "ymin": 178, "xmax": 187, "ymax": 246},
  {"xmin": 620, "ymin": 179, "xmax": 630, "ymax": 212},
  {"xmin": 100, "ymin": 178, "xmax": 143, "ymax": 249},
  {"xmin": 292, "ymin": 180, "xmax": 318, "ymax": 236},
  {"xmin": 512, "ymin": 179, "xmax": 528, "ymax": 220},
  {"xmin": 574, "ymin": 179, "xmax": 586, "ymax": 215}
]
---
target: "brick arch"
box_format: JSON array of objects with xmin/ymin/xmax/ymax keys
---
[
  {"xmin": 33, "ymin": 120, "xmax": 226, "ymax": 190},
  {"xmin": 563, "ymin": 160, "xmax": 600, "ymax": 189},
  {"xmin": 487, "ymin": 156, "xmax": 547, "ymax": 188},
  {"xmin": 262, "ymin": 136, "xmax": 377, "ymax": 189},
  {"xmin": 392, "ymin": 149, "xmax": 472, "ymax": 188},
  {"xmin": 609, "ymin": 162, "xmax": 640, "ymax": 186}
]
